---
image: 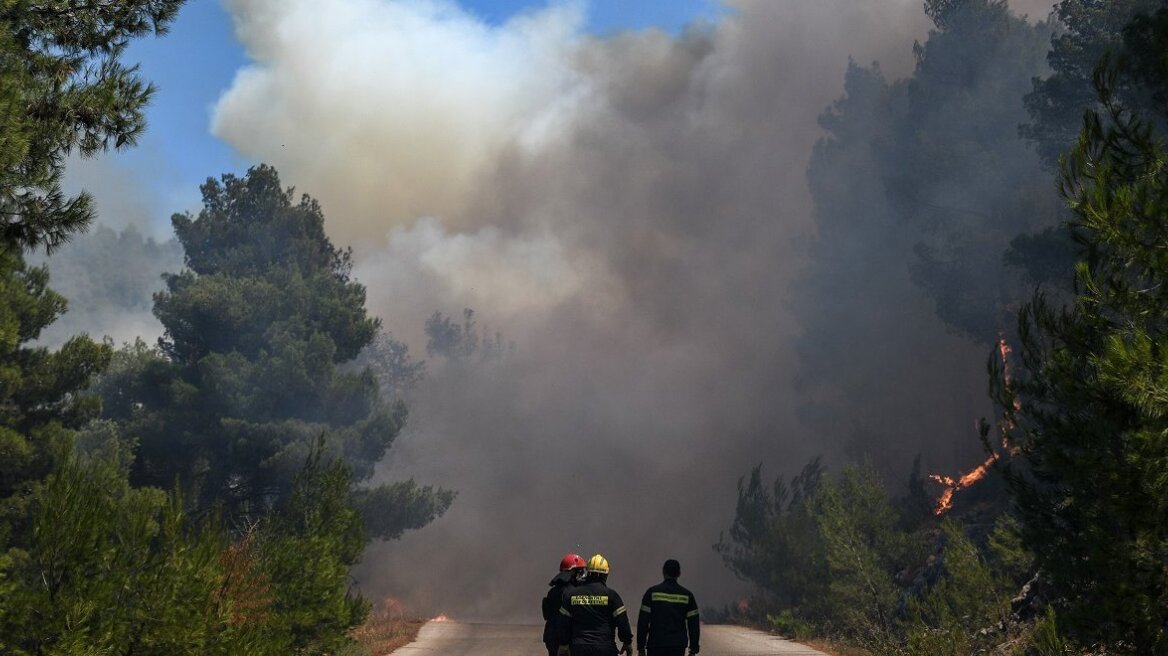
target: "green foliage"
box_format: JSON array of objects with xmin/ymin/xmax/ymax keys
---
[
  {"xmin": 161, "ymin": 165, "xmax": 374, "ymax": 364},
  {"xmin": 89, "ymin": 337, "xmax": 172, "ymax": 420},
  {"xmin": 766, "ymin": 610, "xmax": 814, "ymax": 640},
  {"xmin": 985, "ymin": 513, "xmax": 1033, "ymax": 587},
  {"xmin": 814, "ymin": 465, "xmax": 910, "ymax": 649},
  {"xmin": 719, "ymin": 459, "xmax": 1025, "ymax": 653},
  {"xmin": 97, "ymin": 165, "xmax": 453, "ymax": 538},
  {"xmin": 0, "ymin": 248, "xmax": 111, "ymax": 497},
  {"xmin": 737, "ymin": 7, "xmax": 1168, "ymax": 653},
  {"xmin": 0, "ymin": 0, "xmax": 184, "ymax": 251},
  {"xmin": 1030, "ymin": 607, "xmax": 1070, "ymax": 656},
  {"xmin": 715, "ymin": 458, "xmax": 828, "ymax": 616},
  {"xmin": 718, "ymin": 460, "xmax": 919, "ymax": 647},
  {"xmin": 352, "ymin": 481, "xmax": 457, "ymax": 542},
  {"xmin": 0, "ymin": 441, "xmax": 386, "ymax": 654},
  {"xmin": 902, "ymin": 521, "xmax": 1009, "ymax": 656},
  {"xmin": 258, "ymin": 443, "xmax": 370, "ymax": 653},
  {"xmin": 0, "ymin": 5, "xmax": 395, "ymax": 655},
  {"xmin": 0, "ymin": 453, "xmax": 272, "ymax": 654},
  {"xmin": 992, "ymin": 43, "xmax": 1168, "ymax": 651}
]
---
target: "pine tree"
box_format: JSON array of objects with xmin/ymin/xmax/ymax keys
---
[
  {"xmin": 103, "ymin": 165, "xmax": 453, "ymax": 539},
  {"xmin": 258, "ymin": 443, "xmax": 369, "ymax": 653},
  {"xmin": 0, "ymin": 247, "xmax": 110, "ymax": 498},
  {"xmin": 0, "ymin": 0, "xmax": 181, "ymax": 502},
  {"xmin": 0, "ymin": 0, "xmax": 184, "ymax": 251},
  {"xmin": 715, "ymin": 459, "xmax": 828, "ymax": 616},
  {"xmin": 995, "ymin": 16, "xmax": 1168, "ymax": 648},
  {"xmin": 814, "ymin": 465, "xmax": 909, "ymax": 650},
  {"xmin": 1022, "ymin": 0, "xmax": 1162, "ymax": 166},
  {"xmin": 0, "ymin": 453, "xmax": 279, "ymax": 654},
  {"xmin": 902, "ymin": 521, "xmax": 1011, "ymax": 656}
]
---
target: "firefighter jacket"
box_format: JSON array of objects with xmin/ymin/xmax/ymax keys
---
[
  {"xmin": 543, "ymin": 571, "xmax": 575, "ymax": 646},
  {"xmin": 558, "ymin": 579, "xmax": 633, "ymax": 654},
  {"xmin": 636, "ymin": 578, "xmax": 699, "ymax": 652}
]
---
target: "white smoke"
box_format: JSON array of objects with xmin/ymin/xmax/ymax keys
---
[
  {"xmin": 211, "ymin": 0, "xmax": 1013, "ymax": 618},
  {"xmin": 215, "ymin": 0, "xmax": 589, "ymax": 245}
]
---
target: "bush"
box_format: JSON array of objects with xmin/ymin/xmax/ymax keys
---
[{"xmin": 0, "ymin": 454, "xmax": 267, "ymax": 654}]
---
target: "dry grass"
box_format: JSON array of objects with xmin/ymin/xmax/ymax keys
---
[
  {"xmin": 803, "ymin": 638, "xmax": 875, "ymax": 656},
  {"xmin": 350, "ymin": 610, "xmax": 427, "ymax": 656}
]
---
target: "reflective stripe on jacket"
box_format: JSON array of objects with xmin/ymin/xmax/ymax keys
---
[
  {"xmin": 636, "ymin": 578, "xmax": 699, "ymax": 651},
  {"xmin": 558, "ymin": 579, "xmax": 633, "ymax": 653}
]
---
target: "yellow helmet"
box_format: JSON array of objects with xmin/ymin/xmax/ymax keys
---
[{"xmin": 586, "ymin": 554, "xmax": 610, "ymax": 575}]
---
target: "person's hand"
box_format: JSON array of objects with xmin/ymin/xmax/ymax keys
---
[
  {"xmin": 688, "ymin": 646, "xmax": 700, "ymax": 655},
  {"xmin": 619, "ymin": 642, "xmax": 632, "ymax": 656}
]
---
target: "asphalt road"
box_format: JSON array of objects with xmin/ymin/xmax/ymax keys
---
[{"xmin": 388, "ymin": 621, "xmax": 827, "ymax": 655}]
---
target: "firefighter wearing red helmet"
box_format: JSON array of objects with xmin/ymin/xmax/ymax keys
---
[
  {"xmin": 543, "ymin": 553, "xmax": 586, "ymax": 656},
  {"xmin": 557, "ymin": 554, "xmax": 634, "ymax": 656}
]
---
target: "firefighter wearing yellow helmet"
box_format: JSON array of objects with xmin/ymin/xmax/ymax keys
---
[{"xmin": 557, "ymin": 554, "xmax": 634, "ymax": 656}]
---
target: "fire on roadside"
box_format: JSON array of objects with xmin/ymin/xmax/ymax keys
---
[{"xmin": 351, "ymin": 596, "xmax": 427, "ymax": 653}]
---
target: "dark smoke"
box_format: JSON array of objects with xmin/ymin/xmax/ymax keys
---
[
  {"xmin": 219, "ymin": 0, "xmax": 1061, "ymax": 619},
  {"xmin": 38, "ymin": 0, "xmax": 1064, "ymax": 621},
  {"xmin": 339, "ymin": 0, "xmax": 938, "ymax": 619}
]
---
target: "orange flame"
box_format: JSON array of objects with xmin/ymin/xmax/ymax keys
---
[
  {"xmin": 929, "ymin": 337, "xmax": 1019, "ymax": 515},
  {"xmin": 998, "ymin": 338, "xmax": 1022, "ymax": 439},
  {"xmin": 929, "ymin": 452, "xmax": 999, "ymax": 515}
]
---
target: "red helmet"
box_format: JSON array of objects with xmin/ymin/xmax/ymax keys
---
[{"xmin": 559, "ymin": 553, "xmax": 585, "ymax": 572}]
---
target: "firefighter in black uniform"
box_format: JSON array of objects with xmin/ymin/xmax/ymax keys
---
[
  {"xmin": 544, "ymin": 553, "xmax": 586, "ymax": 656},
  {"xmin": 636, "ymin": 559, "xmax": 699, "ymax": 656},
  {"xmin": 557, "ymin": 554, "xmax": 634, "ymax": 656}
]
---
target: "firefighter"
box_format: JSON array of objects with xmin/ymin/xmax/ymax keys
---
[
  {"xmin": 557, "ymin": 554, "xmax": 634, "ymax": 656},
  {"xmin": 544, "ymin": 553, "xmax": 586, "ymax": 656},
  {"xmin": 636, "ymin": 559, "xmax": 699, "ymax": 656}
]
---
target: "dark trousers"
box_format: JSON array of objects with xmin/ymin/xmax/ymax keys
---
[
  {"xmin": 546, "ymin": 645, "xmax": 558, "ymax": 656},
  {"xmin": 648, "ymin": 649, "xmax": 686, "ymax": 656},
  {"xmin": 567, "ymin": 647, "xmax": 616, "ymax": 656}
]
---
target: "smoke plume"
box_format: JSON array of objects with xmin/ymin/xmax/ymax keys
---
[{"xmin": 207, "ymin": 0, "xmax": 1058, "ymax": 619}]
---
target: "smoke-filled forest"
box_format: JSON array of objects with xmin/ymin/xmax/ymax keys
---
[{"xmin": 2, "ymin": 0, "xmax": 1168, "ymax": 654}]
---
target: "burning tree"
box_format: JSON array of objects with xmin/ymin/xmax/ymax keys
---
[{"xmin": 991, "ymin": 13, "xmax": 1168, "ymax": 650}]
